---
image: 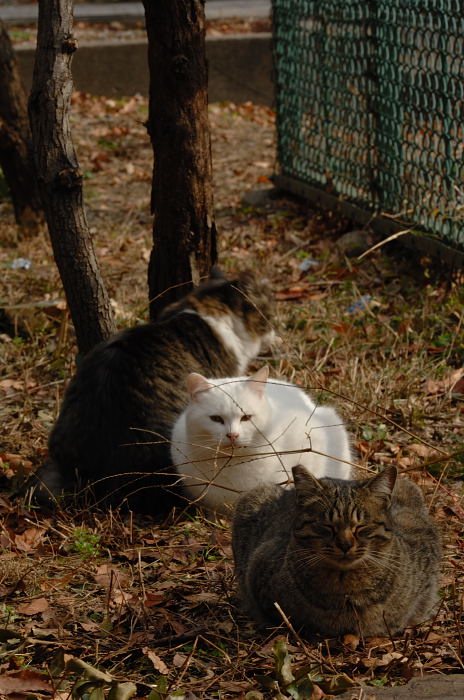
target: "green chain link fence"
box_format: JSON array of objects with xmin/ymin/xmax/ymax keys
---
[{"xmin": 272, "ymin": 0, "xmax": 464, "ymax": 251}]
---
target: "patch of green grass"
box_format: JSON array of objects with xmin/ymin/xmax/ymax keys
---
[
  {"xmin": 9, "ymin": 30, "xmax": 32, "ymax": 41},
  {"xmin": 362, "ymin": 424, "xmax": 388, "ymax": 441},
  {"xmin": 97, "ymin": 138, "xmax": 118, "ymax": 151},
  {"xmin": 201, "ymin": 546, "xmax": 222, "ymax": 562},
  {"xmin": 0, "ymin": 603, "xmax": 18, "ymax": 624},
  {"xmin": 68, "ymin": 528, "xmax": 101, "ymax": 558},
  {"xmin": 368, "ymin": 677, "xmax": 389, "ymax": 687}
]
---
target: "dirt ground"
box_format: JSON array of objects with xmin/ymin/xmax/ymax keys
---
[{"xmin": 0, "ymin": 93, "xmax": 463, "ymax": 698}]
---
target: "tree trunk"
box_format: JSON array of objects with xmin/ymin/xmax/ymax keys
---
[
  {"xmin": 28, "ymin": 0, "xmax": 116, "ymax": 355},
  {"xmin": 0, "ymin": 20, "xmax": 45, "ymax": 238},
  {"xmin": 142, "ymin": 0, "xmax": 217, "ymax": 319}
]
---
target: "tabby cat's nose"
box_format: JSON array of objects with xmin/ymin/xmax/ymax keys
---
[{"xmin": 336, "ymin": 538, "xmax": 354, "ymax": 553}]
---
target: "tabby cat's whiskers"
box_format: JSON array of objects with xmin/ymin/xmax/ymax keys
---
[{"xmin": 233, "ymin": 465, "xmax": 442, "ymax": 637}]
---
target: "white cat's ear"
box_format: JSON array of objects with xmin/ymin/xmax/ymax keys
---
[
  {"xmin": 367, "ymin": 465, "xmax": 397, "ymax": 498},
  {"xmin": 292, "ymin": 465, "xmax": 321, "ymax": 504},
  {"xmin": 247, "ymin": 366, "xmax": 269, "ymax": 397},
  {"xmin": 186, "ymin": 373, "xmax": 212, "ymax": 398}
]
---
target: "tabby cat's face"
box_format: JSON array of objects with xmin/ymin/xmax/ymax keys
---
[
  {"xmin": 292, "ymin": 466, "xmax": 396, "ymax": 571},
  {"xmin": 159, "ymin": 270, "xmax": 274, "ymax": 342}
]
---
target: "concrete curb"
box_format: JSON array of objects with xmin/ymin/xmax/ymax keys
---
[
  {"xmin": 337, "ymin": 674, "xmax": 464, "ymax": 700},
  {"xmin": 0, "ymin": 1, "xmax": 271, "ymax": 24},
  {"xmin": 16, "ymin": 34, "xmax": 274, "ymax": 106}
]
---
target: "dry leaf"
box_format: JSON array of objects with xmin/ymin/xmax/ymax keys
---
[
  {"xmin": 219, "ymin": 680, "xmax": 251, "ymax": 692},
  {"xmin": 381, "ymin": 651, "xmax": 407, "ymax": 664},
  {"xmin": 111, "ymin": 590, "xmax": 131, "ymax": 606},
  {"xmin": 407, "ymin": 444, "xmax": 441, "ymax": 459},
  {"xmin": 143, "ymin": 591, "xmax": 166, "ymax": 607},
  {"xmin": 0, "ymin": 452, "xmax": 25, "ymax": 467},
  {"xmin": 0, "ymin": 669, "xmax": 53, "ymax": 695},
  {"xmin": 425, "ymin": 631, "xmax": 448, "ymax": 642},
  {"xmin": 275, "ymin": 289, "xmax": 307, "ymax": 301},
  {"xmin": 343, "ymin": 633, "xmax": 360, "ymax": 650},
  {"xmin": 17, "ymin": 597, "xmax": 49, "ymax": 616},
  {"xmin": 425, "ymin": 368, "xmax": 464, "ymax": 395},
  {"xmin": 93, "ymin": 564, "xmax": 130, "ymax": 588},
  {"xmin": 364, "ymin": 637, "xmax": 393, "ymax": 650},
  {"xmin": 172, "ymin": 653, "xmax": 187, "ymax": 667},
  {"xmin": 397, "ymin": 456, "xmax": 413, "ymax": 468},
  {"xmin": 309, "ymin": 684, "xmax": 325, "ymax": 700},
  {"xmin": 40, "ymin": 572, "xmax": 74, "ymax": 591},
  {"xmin": 14, "ymin": 527, "xmax": 45, "ymax": 553},
  {"xmin": 183, "ymin": 592, "xmax": 221, "ymax": 604},
  {"xmin": 0, "ymin": 380, "xmax": 24, "ymax": 392},
  {"xmin": 80, "ymin": 621, "xmax": 100, "ymax": 632},
  {"xmin": 361, "ymin": 657, "xmax": 381, "ymax": 669},
  {"xmin": 119, "ymin": 97, "xmax": 138, "ymax": 114},
  {"xmin": 275, "ymin": 285, "xmax": 327, "ymax": 301},
  {"xmin": 142, "ymin": 648, "xmax": 169, "ymax": 675}
]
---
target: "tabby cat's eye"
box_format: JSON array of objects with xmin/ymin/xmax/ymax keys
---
[
  {"xmin": 210, "ymin": 415, "xmax": 224, "ymax": 424},
  {"xmin": 312, "ymin": 524, "xmax": 334, "ymax": 536},
  {"xmin": 241, "ymin": 414, "xmax": 252, "ymax": 422},
  {"xmin": 355, "ymin": 525, "xmax": 377, "ymax": 538}
]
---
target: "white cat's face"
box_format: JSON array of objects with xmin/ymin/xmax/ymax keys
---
[{"xmin": 185, "ymin": 367, "xmax": 270, "ymax": 451}]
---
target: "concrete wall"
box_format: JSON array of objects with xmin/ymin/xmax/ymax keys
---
[{"xmin": 16, "ymin": 34, "xmax": 274, "ymax": 106}]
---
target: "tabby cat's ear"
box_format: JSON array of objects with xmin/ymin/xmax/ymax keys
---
[
  {"xmin": 366, "ymin": 465, "xmax": 397, "ymax": 499},
  {"xmin": 292, "ymin": 465, "xmax": 321, "ymax": 504},
  {"xmin": 186, "ymin": 373, "xmax": 212, "ymax": 398}
]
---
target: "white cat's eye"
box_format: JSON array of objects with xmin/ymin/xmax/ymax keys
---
[
  {"xmin": 209, "ymin": 415, "xmax": 224, "ymax": 424},
  {"xmin": 240, "ymin": 414, "xmax": 252, "ymax": 422}
]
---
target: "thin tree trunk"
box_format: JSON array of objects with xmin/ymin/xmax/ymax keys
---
[
  {"xmin": 143, "ymin": 0, "xmax": 217, "ymax": 319},
  {"xmin": 0, "ymin": 20, "xmax": 45, "ymax": 238},
  {"xmin": 28, "ymin": 0, "xmax": 116, "ymax": 355}
]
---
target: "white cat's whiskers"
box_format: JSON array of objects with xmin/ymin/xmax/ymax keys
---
[
  {"xmin": 171, "ymin": 368, "xmax": 353, "ymax": 512},
  {"xmin": 211, "ymin": 381, "xmax": 293, "ymax": 481}
]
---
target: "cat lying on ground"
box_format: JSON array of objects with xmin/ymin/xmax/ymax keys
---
[
  {"xmin": 171, "ymin": 366, "xmax": 352, "ymax": 514},
  {"xmin": 232, "ymin": 464, "xmax": 442, "ymax": 637},
  {"xmin": 34, "ymin": 270, "xmax": 274, "ymax": 513}
]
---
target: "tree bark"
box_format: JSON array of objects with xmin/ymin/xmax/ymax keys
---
[
  {"xmin": 0, "ymin": 20, "xmax": 45, "ymax": 238},
  {"xmin": 142, "ymin": 0, "xmax": 217, "ymax": 319},
  {"xmin": 28, "ymin": 0, "xmax": 116, "ymax": 355}
]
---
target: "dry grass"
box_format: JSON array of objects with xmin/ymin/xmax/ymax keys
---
[{"xmin": 0, "ymin": 94, "xmax": 463, "ymax": 698}]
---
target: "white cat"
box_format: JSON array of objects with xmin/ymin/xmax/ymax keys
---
[{"xmin": 170, "ymin": 366, "xmax": 352, "ymax": 514}]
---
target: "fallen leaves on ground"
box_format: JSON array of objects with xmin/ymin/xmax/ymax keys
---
[
  {"xmin": 0, "ymin": 90, "xmax": 462, "ymax": 697},
  {"xmin": 0, "ymin": 669, "xmax": 54, "ymax": 696}
]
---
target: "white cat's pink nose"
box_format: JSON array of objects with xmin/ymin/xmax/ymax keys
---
[{"xmin": 227, "ymin": 432, "xmax": 239, "ymax": 442}]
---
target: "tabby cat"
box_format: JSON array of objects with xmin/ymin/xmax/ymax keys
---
[
  {"xmin": 34, "ymin": 270, "xmax": 274, "ymax": 513},
  {"xmin": 233, "ymin": 465, "xmax": 441, "ymax": 637}
]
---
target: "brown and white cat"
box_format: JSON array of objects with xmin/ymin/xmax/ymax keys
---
[
  {"xmin": 34, "ymin": 270, "xmax": 274, "ymax": 513},
  {"xmin": 232, "ymin": 465, "xmax": 441, "ymax": 637}
]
